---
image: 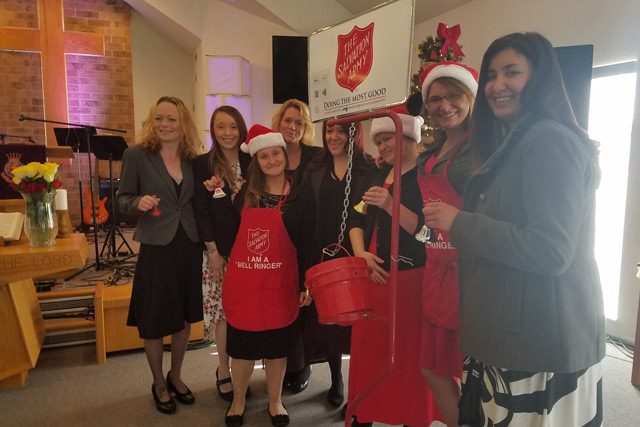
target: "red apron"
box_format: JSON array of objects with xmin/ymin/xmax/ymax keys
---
[
  {"xmin": 222, "ymin": 196, "xmax": 299, "ymax": 331},
  {"xmin": 418, "ymin": 141, "xmax": 464, "ymax": 330}
]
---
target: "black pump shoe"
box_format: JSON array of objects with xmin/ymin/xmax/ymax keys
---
[
  {"xmin": 151, "ymin": 384, "xmax": 176, "ymax": 414},
  {"xmin": 267, "ymin": 405, "xmax": 290, "ymax": 426},
  {"xmin": 225, "ymin": 406, "xmax": 244, "ymax": 427},
  {"xmin": 327, "ymin": 380, "xmax": 344, "ymax": 407},
  {"xmin": 166, "ymin": 371, "xmax": 195, "ymax": 405}
]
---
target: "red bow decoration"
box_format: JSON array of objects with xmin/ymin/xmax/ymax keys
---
[{"xmin": 437, "ymin": 23, "xmax": 464, "ymax": 59}]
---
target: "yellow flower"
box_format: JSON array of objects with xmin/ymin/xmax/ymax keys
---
[{"xmin": 41, "ymin": 162, "xmax": 59, "ymax": 182}]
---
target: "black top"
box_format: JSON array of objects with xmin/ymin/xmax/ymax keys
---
[
  {"xmin": 230, "ymin": 180, "xmax": 318, "ymax": 290},
  {"xmin": 304, "ymin": 154, "xmax": 375, "ymax": 258},
  {"xmin": 349, "ymin": 165, "xmax": 425, "ymax": 271},
  {"xmin": 286, "ymin": 143, "xmax": 323, "ymax": 186},
  {"xmin": 192, "ymin": 150, "xmax": 252, "ymax": 255}
]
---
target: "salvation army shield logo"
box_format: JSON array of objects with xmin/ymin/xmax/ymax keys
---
[
  {"xmin": 247, "ymin": 228, "xmax": 270, "ymax": 255},
  {"xmin": 335, "ymin": 23, "xmax": 374, "ymax": 92}
]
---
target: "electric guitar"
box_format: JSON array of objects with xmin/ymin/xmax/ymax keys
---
[{"xmin": 83, "ymin": 187, "xmax": 109, "ymax": 225}]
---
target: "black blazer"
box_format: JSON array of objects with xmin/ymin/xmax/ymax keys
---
[
  {"xmin": 117, "ymin": 144, "xmax": 199, "ymax": 245},
  {"xmin": 192, "ymin": 150, "xmax": 251, "ymax": 255},
  {"xmin": 349, "ymin": 165, "xmax": 425, "ymax": 270}
]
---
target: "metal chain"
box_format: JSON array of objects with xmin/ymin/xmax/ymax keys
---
[{"xmin": 325, "ymin": 122, "xmax": 356, "ymax": 257}]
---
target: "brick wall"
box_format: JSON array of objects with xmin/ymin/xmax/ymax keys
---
[{"xmin": 0, "ymin": 0, "xmax": 134, "ymax": 227}]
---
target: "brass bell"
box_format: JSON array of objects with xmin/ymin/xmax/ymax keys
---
[{"xmin": 353, "ymin": 200, "xmax": 367, "ymax": 215}]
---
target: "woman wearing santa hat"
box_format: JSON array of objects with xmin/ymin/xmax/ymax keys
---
[
  {"xmin": 220, "ymin": 124, "xmax": 316, "ymax": 427},
  {"xmin": 416, "ymin": 61, "xmax": 478, "ymax": 427},
  {"xmin": 347, "ymin": 112, "xmax": 442, "ymax": 426}
]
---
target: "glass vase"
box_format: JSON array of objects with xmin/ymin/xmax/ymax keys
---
[{"xmin": 22, "ymin": 191, "xmax": 58, "ymax": 247}]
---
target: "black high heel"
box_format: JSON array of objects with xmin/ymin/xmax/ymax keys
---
[
  {"xmin": 225, "ymin": 405, "xmax": 244, "ymax": 427},
  {"xmin": 151, "ymin": 384, "xmax": 176, "ymax": 414},
  {"xmin": 166, "ymin": 371, "xmax": 195, "ymax": 405},
  {"xmin": 327, "ymin": 379, "xmax": 344, "ymax": 407},
  {"xmin": 267, "ymin": 405, "xmax": 290, "ymax": 427}
]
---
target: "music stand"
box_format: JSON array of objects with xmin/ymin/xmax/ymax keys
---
[
  {"xmin": 91, "ymin": 135, "xmax": 134, "ymax": 259},
  {"xmin": 54, "ymin": 127, "xmax": 95, "ymax": 233}
]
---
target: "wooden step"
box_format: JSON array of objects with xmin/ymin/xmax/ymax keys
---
[
  {"xmin": 37, "ymin": 287, "xmax": 95, "ymax": 301},
  {"xmin": 43, "ymin": 318, "xmax": 95, "ymax": 333}
]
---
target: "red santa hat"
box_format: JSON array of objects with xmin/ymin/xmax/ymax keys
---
[
  {"xmin": 240, "ymin": 124, "xmax": 286, "ymax": 157},
  {"xmin": 419, "ymin": 61, "xmax": 479, "ymax": 103},
  {"xmin": 370, "ymin": 113, "xmax": 425, "ymax": 143}
]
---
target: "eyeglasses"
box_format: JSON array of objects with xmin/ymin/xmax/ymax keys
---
[{"xmin": 426, "ymin": 92, "xmax": 463, "ymax": 107}]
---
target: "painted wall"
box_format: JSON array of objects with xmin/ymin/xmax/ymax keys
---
[
  {"xmin": 415, "ymin": 0, "xmax": 640, "ymax": 343},
  {"xmin": 130, "ymin": 11, "xmax": 195, "ymax": 140}
]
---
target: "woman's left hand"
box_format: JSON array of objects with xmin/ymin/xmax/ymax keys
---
[
  {"xmin": 299, "ymin": 290, "xmax": 313, "ymax": 307},
  {"xmin": 423, "ymin": 201, "xmax": 460, "ymax": 233},
  {"xmin": 362, "ymin": 186, "xmax": 392, "ymax": 214}
]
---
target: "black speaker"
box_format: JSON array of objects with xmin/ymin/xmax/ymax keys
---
[
  {"xmin": 555, "ymin": 45, "xmax": 594, "ymax": 129},
  {"xmin": 99, "ymin": 179, "xmax": 137, "ymax": 226},
  {"xmin": 272, "ymin": 36, "xmax": 308, "ymax": 104}
]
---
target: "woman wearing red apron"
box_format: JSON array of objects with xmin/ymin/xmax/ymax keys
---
[
  {"xmin": 416, "ymin": 62, "xmax": 478, "ymax": 427},
  {"xmin": 221, "ymin": 125, "xmax": 315, "ymax": 427},
  {"xmin": 348, "ymin": 112, "xmax": 442, "ymax": 427}
]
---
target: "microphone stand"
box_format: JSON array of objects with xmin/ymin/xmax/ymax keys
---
[{"xmin": 18, "ymin": 114, "xmax": 126, "ymax": 274}]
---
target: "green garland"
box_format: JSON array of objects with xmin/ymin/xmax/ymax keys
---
[{"xmin": 410, "ymin": 35, "xmax": 464, "ymax": 95}]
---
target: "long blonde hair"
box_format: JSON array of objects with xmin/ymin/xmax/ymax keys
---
[
  {"xmin": 271, "ymin": 99, "xmax": 315, "ymax": 146},
  {"xmin": 139, "ymin": 96, "xmax": 202, "ymax": 159}
]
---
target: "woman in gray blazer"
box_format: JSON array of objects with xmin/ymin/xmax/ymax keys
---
[
  {"xmin": 117, "ymin": 96, "xmax": 203, "ymax": 415},
  {"xmin": 423, "ymin": 33, "xmax": 604, "ymax": 426}
]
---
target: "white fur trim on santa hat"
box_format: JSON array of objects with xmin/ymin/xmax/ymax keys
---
[
  {"xmin": 241, "ymin": 124, "xmax": 286, "ymax": 157},
  {"xmin": 370, "ymin": 114, "xmax": 424, "ymax": 143},
  {"xmin": 420, "ymin": 62, "xmax": 478, "ymax": 105}
]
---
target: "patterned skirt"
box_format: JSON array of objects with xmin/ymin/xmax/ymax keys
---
[
  {"xmin": 459, "ymin": 356, "xmax": 603, "ymax": 427},
  {"xmin": 201, "ymin": 251, "xmax": 226, "ymax": 340}
]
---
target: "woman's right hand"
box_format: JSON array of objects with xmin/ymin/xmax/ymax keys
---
[
  {"xmin": 137, "ymin": 195, "xmax": 159, "ymax": 212},
  {"xmin": 358, "ymin": 250, "xmax": 389, "ymax": 285},
  {"xmin": 203, "ymin": 175, "xmax": 224, "ymax": 192}
]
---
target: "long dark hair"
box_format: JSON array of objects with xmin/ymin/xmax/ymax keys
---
[
  {"xmin": 207, "ymin": 105, "xmax": 248, "ymax": 184},
  {"xmin": 311, "ymin": 121, "xmax": 368, "ymax": 168},
  {"xmin": 472, "ymin": 32, "xmax": 587, "ymax": 164}
]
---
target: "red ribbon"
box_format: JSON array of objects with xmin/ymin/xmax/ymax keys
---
[{"xmin": 437, "ymin": 23, "xmax": 464, "ymax": 58}]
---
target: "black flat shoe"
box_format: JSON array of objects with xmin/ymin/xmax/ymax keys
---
[
  {"xmin": 166, "ymin": 371, "xmax": 195, "ymax": 405},
  {"xmin": 327, "ymin": 380, "xmax": 344, "ymax": 407},
  {"xmin": 287, "ymin": 378, "xmax": 309, "ymax": 394},
  {"xmin": 267, "ymin": 406, "xmax": 290, "ymax": 427},
  {"xmin": 151, "ymin": 384, "xmax": 176, "ymax": 414},
  {"xmin": 225, "ymin": 407, "xmax": 244, "ymax": 427},
  {"xmin": 216, "ymin": 367, "xmax": 234, "ymax": 402}
]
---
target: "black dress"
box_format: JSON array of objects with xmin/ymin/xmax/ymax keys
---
[{"xmin": 127, "ymin": 180, "xmax": 204, "ymax": 339}]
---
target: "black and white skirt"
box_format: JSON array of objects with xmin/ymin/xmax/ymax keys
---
[{"xmin": 459, "ymin": 356, "xmax": 602, "ymax": 427}]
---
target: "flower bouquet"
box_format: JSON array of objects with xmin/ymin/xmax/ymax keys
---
[{"xmin": 10, "ymin": 162, "xmax": 63, "ymax": 246}]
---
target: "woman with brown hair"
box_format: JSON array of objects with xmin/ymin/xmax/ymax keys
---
[{"xmin": 117, "ymin": 96, "xmax": 203, "ymax": 415}]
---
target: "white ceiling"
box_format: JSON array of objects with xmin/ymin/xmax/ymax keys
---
[{"xmin": 219, "ymin": 0, "xmax": 475, "ymax": 35}]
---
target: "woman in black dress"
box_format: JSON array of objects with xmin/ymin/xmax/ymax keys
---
[
  {"xmin": 117, "ymin": 96, "xmax": 203, "ymax": 415},
  {"xmin": 303, "ymin": 121, "xmax": 373, "ymax": 409}
]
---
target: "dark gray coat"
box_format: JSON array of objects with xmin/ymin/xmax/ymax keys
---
[
  {"xmin": 117, "ymin": 144, "xmax": 199, "ymax": 246},
  {"xmin": 450, "ymin": 114, "xmax": 605, "ymax": 373}
]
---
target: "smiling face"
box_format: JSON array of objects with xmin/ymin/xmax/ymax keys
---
[
  {"xmin": 153, "ymin": 102, "xmax": 183, "ymax": 144},
  {"xmin": 484, "ymin": 47, "xmax": 532, "ymax": 125},
  {"xmin": 426, "ymin": 79, "xmax": 472, "ymax": 132},
  {"xmin": 256, "ymin": 146, "xmax": 286, "ymax": 177},
  {"xmin": 277, "ymin": 107, "xmax": 305, "ymax": 145},
  {"xmin": 325, "ymin": 125, "xmax": 348, "ymax": 158},
  {"xmin": 212, "ymin": 111, "xmax": 240, "ymax": 151},
  {"xmin": 373, "ymin": 132, "xmax": 397, "ymax": 164}
]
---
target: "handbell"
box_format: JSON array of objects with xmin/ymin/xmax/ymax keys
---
[
  {"xmin": 353, "ymin": 200, "xmax": 367, "ymax": 214},
  {"xmin": 414, "ymin": 224, "xmax": 433, "ymax": 243},
  {"xmin": 212, "ymin": 187, "xmax": 227, "ymax": 199}
]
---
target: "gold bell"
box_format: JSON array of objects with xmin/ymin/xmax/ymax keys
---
[{"xmin": 353, "ymin": 200, "xmax": 367, "ymax": 215}]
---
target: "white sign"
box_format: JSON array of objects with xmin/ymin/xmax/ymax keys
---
[{"xmin": 308, "ymin": 0, "xmax": 414, "ymax": 122}]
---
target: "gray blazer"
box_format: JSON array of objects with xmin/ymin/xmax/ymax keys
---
[
  {"xmin": 117, "ymin": 144, "xmax": 199, "ymax": 246},
  {"xmin": 450, "ymin": 115, "xmax": 605, "ymax": 373}
]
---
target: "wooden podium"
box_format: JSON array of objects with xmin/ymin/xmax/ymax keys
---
[{"xmin": 0, "ymin": 233, "xmax": 88, "ymax": 389}]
